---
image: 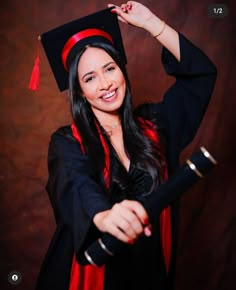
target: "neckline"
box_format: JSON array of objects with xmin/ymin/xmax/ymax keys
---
[
  {"xmin": 113, "ymin": 148, "xmax": 131, "ymax": 173},
  {"xmin": 106, "ymin": 139, "xmax": 131, "ymax": 174},
  {"xmin": 102, "ymin": 129, "xmax": 131, "ymax": 173}
]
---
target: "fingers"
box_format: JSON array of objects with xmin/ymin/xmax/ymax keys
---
[
  {"xmin": 110, "ymin": 7, "xmax": 129, "ymax": 23},
  {"xmin": 120, "ymin": 200, "xmax": 149, "ymax": 226},
  {"xmin": 122, "ymin": 200, "xmax": 152, "ymax": 238},
  {"xmin": 93, "ymin": 200, "xmax": 151, "ymax": 244},
  {"xmin": 116, "ymin": 15, "xmax": 129, "ymax": 24},
  {"xmin": 105, "ymin": 222, "xmax": 134, "ymax": 244},
  {"xmin": 112, "ymin": 200, "xmax": 151, "ymax": 242},
  {"xmin": 92, "ymin": 206, "xmax": 139, "ymax": 243},
  {"xmin": 114, "ymin": 3, "xmax": 132, "ymax": 14},
  {"xmin": 143, "ymin": 224, "xmax": 152, "ymax": 237},
  {"xmin": 107, "ymin": 3, "xmax": 130, "ymax": 24},
  {"xmin": 108, "ymin": 2, "xmax": 132, "ymax": 11},
  {"xmin": 112, "ymin": 202, "xmax": 145, "ymax": 238},
  {"xmin": 120, "ymin": 3, "xmax": 128, "ymax": 13}
]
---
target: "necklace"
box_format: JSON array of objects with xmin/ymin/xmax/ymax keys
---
[
  {"xmin": 110, "ymin": 121, "xmax": 120, "ymax": 129},
  {"xmin": 101, "ymin": 121, "xmax": 121, "ymax": 137}
]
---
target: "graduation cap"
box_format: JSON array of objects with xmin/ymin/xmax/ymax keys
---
[{"xmin": 29, "ymin": 7, "xmax": 127, "ymax": 92}]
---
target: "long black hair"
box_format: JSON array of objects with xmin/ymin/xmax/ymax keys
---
[{"xmin": 68, "ymin": 42, "xmax": 164, "ymax": 193}]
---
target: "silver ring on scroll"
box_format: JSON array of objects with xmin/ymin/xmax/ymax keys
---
[
  {"xmin": 84, "ymin": 250, "xmax": 98, "ymax": 267},
  {"xmin": 200, "ymin": 146, "xmax": 218, "ymax": 165},
  {"xmin": 186, "ymin": 159, "xmax": 203, "ymax": 178},
  {"xmin": 98, "ymin": 238, "xmax": 114, "ymax": 256}
]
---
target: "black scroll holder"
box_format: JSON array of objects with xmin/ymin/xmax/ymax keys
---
[{"xmin": 80, "ymin": 146, "xmax": 217, "ymax": 267}]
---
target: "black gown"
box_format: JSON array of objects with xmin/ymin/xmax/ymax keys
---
[
  {"xmin": 36, "ymin": 33, "xmax": 217, "ymax": 290},
  {"xmin": 102, "ymin": 147, "xmax": 167, "ymax": 290}
]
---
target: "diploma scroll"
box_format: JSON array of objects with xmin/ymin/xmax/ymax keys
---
[{"xmin": 82, "ymin": 147, "xmax": 217, "ymax": 266}]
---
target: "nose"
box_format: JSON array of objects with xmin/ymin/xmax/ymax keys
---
[{"xmin": 99, "ymin": 74, "xmax": 112, "ymax": 91}]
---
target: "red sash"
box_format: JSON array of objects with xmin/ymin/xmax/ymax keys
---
[{"xmin": 69, "ymin": 119, "xmax": 171, "ymax": 290}]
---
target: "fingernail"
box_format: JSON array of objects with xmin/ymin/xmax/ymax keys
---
[
  {"xmin": 111, "ymin": 9, "xmax": 117, "ymax": 14},
  {"xmin": 147, "ymin": 225, "xmax": 152, "ymax": 234},
  {"xmin": 144, "ymin": 218, "xmax": 149, "ymax": 225},
  {"xmin": 144, "ymin": 226, "xmax": 152, "ymax": 237},
  {"xmin": 128, "ymin": 240, "xmax": 134, "ymax": 245}
]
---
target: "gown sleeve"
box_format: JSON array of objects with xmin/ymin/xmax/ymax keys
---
[
  {"xmin": 135, "ymin": 33, "xmax": 217, "ymax": 169},
  {"xmin": 46, "ymin": 126, "xmax": 112, "ymax": 253}
]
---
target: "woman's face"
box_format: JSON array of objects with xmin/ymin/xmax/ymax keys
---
[{"xmin": 77, "ymin": 47, "xmax": 126, "ymax": 117}]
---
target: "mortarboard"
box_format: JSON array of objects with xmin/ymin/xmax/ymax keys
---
[{"xmin": 33, "ymin": 7, "xmax": 127, "ymax": 92}]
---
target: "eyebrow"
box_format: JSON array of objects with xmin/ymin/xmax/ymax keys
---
[{"xmin": 81, "ymin": 61, "xmax": 115, "ymax": 80}]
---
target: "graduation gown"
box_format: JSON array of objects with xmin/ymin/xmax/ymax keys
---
[{"xmin": 36, "ymin": 33, "xmax": 217, "ymax": 290}]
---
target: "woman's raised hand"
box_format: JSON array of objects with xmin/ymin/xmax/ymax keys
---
[
  {"xmin": 93, "ymin": 199, "xmax": 152, "ymax": 244},
  {"xmin": 108, "ymin": 1, "xmax": 155, "ymax": 29},
  {"xmin": 108, "ymin": 1, "xmax": 180, "ymax": 62}
]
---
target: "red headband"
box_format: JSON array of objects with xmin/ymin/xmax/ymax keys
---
[{"xmin": 61, "ymin": 28, "xmax": 113, "ymax": 70}]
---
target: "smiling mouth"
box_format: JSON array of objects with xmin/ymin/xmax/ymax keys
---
[{"xmin": 100, "ymin": 89, "xmax": 117, "ymax": 100}]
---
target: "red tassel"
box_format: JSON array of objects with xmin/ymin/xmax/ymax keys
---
[
  {"xmin": 28, "ymin": 55, "xmax": 40, "ymax": 90},
  {"xmin": 28, "ymin": 36, "xmax": 41, "ymax": 90}
]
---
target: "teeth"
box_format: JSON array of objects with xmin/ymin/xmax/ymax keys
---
[{"xmin": 102, "ymin": 91, "xmax": 115, "ymax": 99}]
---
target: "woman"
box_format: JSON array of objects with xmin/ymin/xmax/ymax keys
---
[{"xmin": 35, "ymin": 1, "xmax": 217, "ymax": 290}]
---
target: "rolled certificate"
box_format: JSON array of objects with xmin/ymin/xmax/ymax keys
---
[{"xmin": 81, "ymin": 147, "xmax": 217, "ymax": 266}]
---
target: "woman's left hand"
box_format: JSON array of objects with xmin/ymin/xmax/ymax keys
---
[{"xmin": 108, "ymin": 1, "xmax": 156, "ymax": 29}]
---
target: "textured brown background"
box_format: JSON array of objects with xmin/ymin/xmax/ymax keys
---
[{"xmin": 0, "ymin": 0, "xmax": 235, "ymax": 289}]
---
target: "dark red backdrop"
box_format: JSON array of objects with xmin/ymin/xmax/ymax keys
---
[{"xmin": 1, "ymin": 0, "xmax": 235, "ymax": 289}]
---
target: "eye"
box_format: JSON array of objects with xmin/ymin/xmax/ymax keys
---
[
  {"xmin": 106, "ymin": 66, "xmax": 115, "ymax": 72},
  {"xmin": 85, "ymin": 76, "xmax": 95, "ymax": 83}
]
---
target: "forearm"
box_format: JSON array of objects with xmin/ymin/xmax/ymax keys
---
[{"xmin": 143, "ymin": 15, "xmax": 180, "ymax": 62}]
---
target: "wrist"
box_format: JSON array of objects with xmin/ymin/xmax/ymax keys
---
[
  {"xmin": 142, "ymin": 15, "xmax": 165, "ymax": 37},
  {"xmin": 139, "ymin": 13, "xmax": 156, "ymax": 30},
  {"xmin": 152, "ymin": 21, "xmax": 166, "ymax": 38}
]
